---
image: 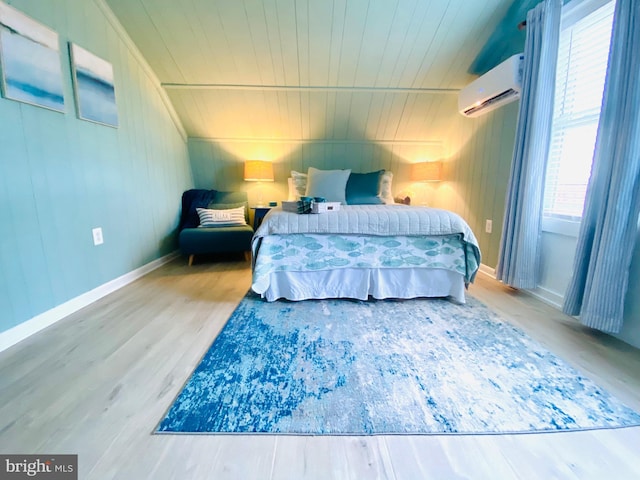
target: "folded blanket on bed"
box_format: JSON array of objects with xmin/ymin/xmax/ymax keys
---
[{"xmin": 252, "ymin": 205, "xmax": 481, "ymax": 283}]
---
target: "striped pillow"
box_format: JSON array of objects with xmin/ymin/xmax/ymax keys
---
[{"xmin": 196, "ymin": 206, "xmax": 247, "ymax": 227}]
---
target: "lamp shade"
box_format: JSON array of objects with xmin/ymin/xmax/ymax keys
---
[
  {"xmin": 411, "ymin": 161, "xmax": 442, "ymax": 182},
  {"xmin": 244, "ymin": 160, "xmax": 274, "ymax": 182}
]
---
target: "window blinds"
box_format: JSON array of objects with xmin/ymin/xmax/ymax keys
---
[{"xmin": 543, "ymin": 0, "xmax": 615, "ymax": 219}]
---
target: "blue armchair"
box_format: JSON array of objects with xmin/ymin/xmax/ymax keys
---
[{"xmin": 178, "ymin": 190, "xmax": 254, "ymax": 265}]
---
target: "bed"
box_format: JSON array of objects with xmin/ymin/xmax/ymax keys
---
[{"xmin": 251, "ymin": 204, "xmax": 481, "ymax": 303}]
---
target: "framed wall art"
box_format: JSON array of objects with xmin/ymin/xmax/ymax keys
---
[
  {"xmin": 0, "ymin": 1, "xmax": 65, "ymax": 112},
  {"xmin": 69, "ymin": 42, "xmax": 118, "ymax": 127}
]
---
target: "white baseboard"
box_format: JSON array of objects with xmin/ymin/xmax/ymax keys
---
[
  {"xmin": 524, "ymin": 286, "xmax": 564, "ymax": 310},
  {"xmin": 478, "ymin": 263, "xmax": 496, "ymax": 279},
  {"xmin": 477, "ymin": 263, "xmax": 564, "ymax": 310},
  {"xmin": 0, "ymin": 251, "xmax": 180, "ymax": 354}
]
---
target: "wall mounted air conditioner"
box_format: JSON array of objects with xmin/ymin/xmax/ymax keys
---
[{"xmin": 458, "ymin": 53, "xmax": 524, "ymax": 117}]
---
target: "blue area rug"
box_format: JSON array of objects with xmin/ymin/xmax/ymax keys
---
[{"xmin": 157, "ymin": 293, "xmax": 640, "ymax": 434}]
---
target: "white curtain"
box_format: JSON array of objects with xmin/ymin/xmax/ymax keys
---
[
  {"xmin": 563, "ymin": 0, "xmax": 640, "ymax": 333},
  {"xmin": 496, "ymin": 0, "xmax": 562, "ymax": 288}
]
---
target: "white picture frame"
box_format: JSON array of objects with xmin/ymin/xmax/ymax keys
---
[
  {"xmin": 0, "ymin": 1, "xmax": 65, "ymax": 112},
  {"xmin": 69, "ymin": 42, "xmax": 118, "ymax": 127}
]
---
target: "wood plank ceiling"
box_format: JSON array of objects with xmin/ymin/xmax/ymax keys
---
[{"xmin": 105, "ymin": 0, "xmax": 514, "ymax": 142}]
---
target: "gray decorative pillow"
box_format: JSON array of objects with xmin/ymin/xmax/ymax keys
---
[{"xmin": 305, "ymin": 167, "xmax": 351, "ymax": 204}]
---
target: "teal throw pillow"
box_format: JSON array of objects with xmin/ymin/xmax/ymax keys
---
[{"xmin": 346, "ymin": 170, "xmax": 385, "ymax": 205}]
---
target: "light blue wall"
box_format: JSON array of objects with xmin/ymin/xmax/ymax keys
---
[
  {"xmin": 463, "ymin": 0, "xmax": 640, "ymax": 348},
  {"xmin": 448, "ymin": 102, "xmax": 640, "ymax": 349},
  {"xmin": 536, "ymin": 228, "xmax": 640, "ymax": 349},
  {"xmin": 0, "ymin": 0, "xmax": 193, "ymax": 334},
  {"xmin": 620, "ymin": 235, "xmax": 640, "ymax": 347},
  {"xmin": 441, "ymin": 102, "xmax": 519, "ymax": 268},
  {"xmin": 188, "ymin": 138, "xmax": 444, "ymax": 207}
]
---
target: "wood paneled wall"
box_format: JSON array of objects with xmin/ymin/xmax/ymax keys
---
[
  {"xmin": 188, "ymin": 97, "xmax": 519, "ymax": 271},
  {"xmin": 439, "ymin": 102, "xmax": 519, "ymax": 268},
  {"xmin": 106, "ymin": 0, "xmax": 509, "ymax": 89},
  {"xmin": 0, "ymin": 0, "xmax": 192, "ymax": 333},
  {"xmin": 170, "ymin": 89, "xmax": 459, "ymax": 142},
  {"xmin": 189, "ymin": 138, "xmax": 444, "ymax": 206}
]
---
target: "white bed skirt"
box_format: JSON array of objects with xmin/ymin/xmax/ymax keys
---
[{"xmin": 253, "ymin": 268, "xmax": 466, "ymax": 303}]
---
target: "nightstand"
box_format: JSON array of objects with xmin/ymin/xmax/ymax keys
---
[{"xmin": 251, "ymin": 206, "xmax": 272, "ymax": 230}]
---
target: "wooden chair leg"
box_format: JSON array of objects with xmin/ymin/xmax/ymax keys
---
[
  {"xmin": 244, "ymin": 251, "xmax": 251, "ymax": 262},
  {"xmin": 188, "ymin": 254, "xmax": 194, "ymax": 266}
]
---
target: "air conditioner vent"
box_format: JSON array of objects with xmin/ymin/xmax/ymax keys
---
[
  {"xmin": 462, "ymin": 88, "xmax": 520, "ymax": 116},
  {"xmin": 459, "ymin": 54, "xmax": 524, "ymax": 117}
]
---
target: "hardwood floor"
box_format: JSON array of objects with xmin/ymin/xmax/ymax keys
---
[{"xmin": 1, "ymin": 258, "xmax": 639, "ymax": 480}]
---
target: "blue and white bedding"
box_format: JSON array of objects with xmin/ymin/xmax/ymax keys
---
[
  {"xmin": 253, "ymin": 233, "xmax": 472, "ymax": 291},
  {"xmin": 251, "ymin": 205, "xmax": 481, "ymax": 301}
]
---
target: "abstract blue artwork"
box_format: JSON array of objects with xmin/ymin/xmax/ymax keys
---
[
  {"xmin": 70, "ymin": 43, "xmax": 118, "ymax": 127},
  {"xmin": 0, "ymin": 1, "xmax": 65, "ymax": 112}
]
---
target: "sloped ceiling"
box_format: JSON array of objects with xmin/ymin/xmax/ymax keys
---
[{"xmin": 105, "ymin": 0, "xmax": 517, "ymax": 142}]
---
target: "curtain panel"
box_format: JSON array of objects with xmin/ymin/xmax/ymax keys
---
[
  {"xmin": 563, "ymin": 0, "xmax": 640, "ymax": 333},
  {"xmin": 496, "ymin": 0, "xmax": 562, "ymax": 289}
]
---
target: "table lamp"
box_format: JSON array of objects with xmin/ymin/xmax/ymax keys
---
[
  {"xmin": 410, "ymin": 161, "xmax": 442, "ymax": 206},
  {"xmin": 244, "ymin": 160, "xmax": 274, "ymax": 206},
  {"xmin": 411, "ymin": 161, "xmax": 442, "ymax": 182}
]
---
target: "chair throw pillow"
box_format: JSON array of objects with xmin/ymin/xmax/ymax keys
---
[{"xmin": 196, "ymin": 206, "xmax": 247, "ymax": 227}]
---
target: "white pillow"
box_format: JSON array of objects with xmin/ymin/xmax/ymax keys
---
[
  {"xmin": 380, "ymin": 171, "xmax": 395, "ymax": 204},
  {"xmin": 196, "ymin": 206, "xmax": 247, "ymax": 227},
  {"xmin": 287, "ymin": 178, "xmax": 296, "ymax": 201},
  {"xmin": 305, "ymin": 167, "xmax": 351, "ymax": 204}
]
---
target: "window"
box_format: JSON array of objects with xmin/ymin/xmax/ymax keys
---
[{"xmin": 542, "ymin": 0, "xmax": 615, "ymax": 229}]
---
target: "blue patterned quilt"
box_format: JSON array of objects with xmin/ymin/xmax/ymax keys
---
[
  {"xmin": 252, "ymin": 233, "xmax": 477, "ymax": 294},
  {"xmin": 251, "ymin": 205, "xmax": 482, "ymax": 297}
]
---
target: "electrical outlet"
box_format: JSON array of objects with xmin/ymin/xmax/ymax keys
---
[
  {"xmin": 485, "ymin": 219, "xmax": 493, "ymax": 234},
  {"xmin": 92, "ymin": 227, "xmax": 104, "ymax": 246}
]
